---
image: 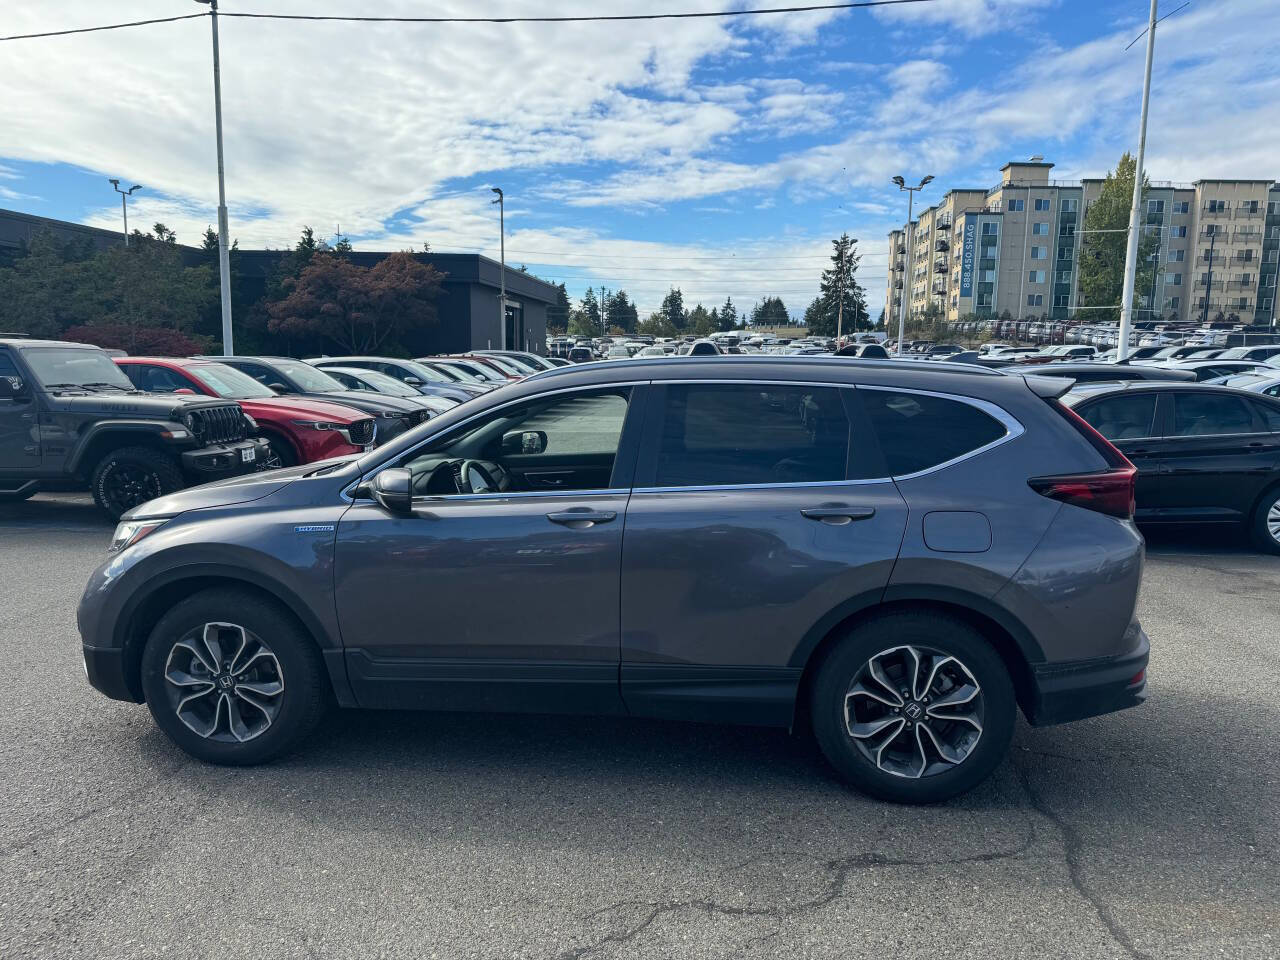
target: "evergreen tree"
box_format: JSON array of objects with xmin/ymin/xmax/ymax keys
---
[
  {"xmin": 579, "ymin": 288, "xmax": 602, "ymax": 334},
  {"xmin": 688, "ymin": 303, "xmax": 715, "ymax": 337},
  {"xmin": 660, "ymin": 287, "xmax": 687, "ymax": 330},
  {"xmin": 1079, "ymin": 152, "xmax": 1161, "ymax": 324},
  {"xmin": 751, "ymin": 296, "xmax": 790, "ymax": 326},
  {"xmin": 605, "ymin": 289, "xmax": 638, "ymax": 333},
  {"xmin": 719, "ymin": 296, "xmax": 738, "ymax": 331},
  {"xmin": 808, "ymin": 233, "xmax": 868, "ymax": 337},
  {"xmin": 546, "ymin": 282, "xmax": 572, "ymax": 333}
]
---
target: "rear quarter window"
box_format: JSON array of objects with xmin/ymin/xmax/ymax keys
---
[{"xmin": 858, "ymin": 389, "xmax": 1007, "ymax": 476}]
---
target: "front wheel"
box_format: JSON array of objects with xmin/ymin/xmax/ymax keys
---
[
  {"xmin": 810, "ymin": 611, "xmax": 1016, "ymax": 804},
  {"xmin": 140, "ymin": 588, "xmax": 328, "ymax": 765},
  {"xmin": 1250, "ymin": 486, "xmax": 1280, "ymax": 555},
  {"xmin": 90, "ymin": 445, "xmax": 183, "ymax": 520}
]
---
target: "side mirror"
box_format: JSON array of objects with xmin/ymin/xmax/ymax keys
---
[
  {"xmin": 267, "ymin": 381, "xmax": 290, "ymax": 393},
  {"xmin": 370, "ymin": 468, "xmax": 413, "ymax": 515},
  {"xmin": 0, "ymin": 376, "xmax": 26, "ymax": 400},
  {"xmin": 403, "ymin": 376, "xmax": 423, "ymax": 387},
  {"xmin": 502, "ymin": 429, "xmax": 547, "ymax": 455}
]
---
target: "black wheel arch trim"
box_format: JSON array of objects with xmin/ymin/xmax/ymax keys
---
[
  {"xmin": 109, "ymin": 561, "xmax": 355, "ymax": 707},
  {"xmin": 67, "ymin": 420, "xmax": 189, "ymax": 473},
  {"xmin": 787, "ymin": 584, "xmax": 1047, "ymax": 670}
]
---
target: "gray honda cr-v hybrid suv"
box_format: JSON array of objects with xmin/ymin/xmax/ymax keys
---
[{"xmin": 79, "ymin": 357, "xmax": 1149, "ymax": 803}]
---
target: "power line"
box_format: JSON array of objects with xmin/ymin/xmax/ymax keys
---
[
  {"xmin": 0, "ymin": 0, "xmax": 940, "ymax": 42},
  {"xmin": 220, "ymin": 1, "xmax": 934, "ymax": 26},
  {"xmin": 0, "ymin": 13, "xmax": 207, "ymax": 43}
]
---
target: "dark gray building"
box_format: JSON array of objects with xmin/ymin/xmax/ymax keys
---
[{"xmin": 0, "ymin": 207, "xmax": 556, "ymax": 354}]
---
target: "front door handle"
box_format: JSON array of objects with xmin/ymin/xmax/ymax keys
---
[
  {"xmin": 546, "ymin": 509, "xmax": 617, "ymax": 528},
  {"xmin": 801, "ymin": 505, "xmax": 876, "ymax": 525}
]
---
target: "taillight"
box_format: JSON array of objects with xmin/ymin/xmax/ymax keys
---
[
  {"xmin": 1030, "ymin": 400, "xmax": 1138, "ymax": 519},
  {"xmin": 1028, "ymin": 466, "xmax": 1136, "ymax": 519}
]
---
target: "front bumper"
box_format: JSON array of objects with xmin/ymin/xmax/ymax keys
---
[
  {"xmin": 179, "ymin": 438, "xmax": 270, "ymax": 480},
  {"xmin": 1027, "ymin": 620, "xmax": 1149, "ymax": 726},
  {"xmin": 81, "ymin": 643, "xmax": 140, "ymax": 702}
]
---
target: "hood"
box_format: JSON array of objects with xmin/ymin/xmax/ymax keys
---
[
  {"xmin": 305, "ymin": 391, "xmax": 420, "ymax": 415},
  {"xmin": 238, "ymin": 395, "xmax": 375, "ymax": 423},
  {"xmin": 49, "ymin": 391, "xmax": 240, "ymax": 420},
  {"xmin": 122, "ymin": 455, "xmax": 358, "ymax": 520}
]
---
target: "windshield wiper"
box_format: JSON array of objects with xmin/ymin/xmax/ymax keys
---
[{"xmin": 42, "ymin": 382, "xmax": 99, "ymax": 392}]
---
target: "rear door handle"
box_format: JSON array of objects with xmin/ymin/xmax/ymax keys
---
[
  {"xmin": 801, "ymin": 505, "xmax": 876, "ymax": 525},
  {"xmin": 546, "ymin": 509, "xmax": 617, "ymax": 528}
]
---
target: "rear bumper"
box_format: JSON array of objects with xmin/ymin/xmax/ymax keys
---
[
  {"xmin": 1027, "ymin": 620, "xmax": 1149, "ymax": 726},
  {"xmin": 180, "ymin": 438, "xmax": 270, "ymax": 480}
]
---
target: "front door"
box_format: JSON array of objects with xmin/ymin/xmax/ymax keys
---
[
  {"xmin": 334, "ymin": 385, "xmax": 643, "ymax": 714},
  {"xmin": 1150, "ymin": 390, "xmax": 1280, "ymax": 521},
  {"xmin": 0, "ymin": 348, "xmax": 40, "ymax": 476},
  {"xmin": 619, "ymin": 382, "xmax": 909, "ymax": 726}
]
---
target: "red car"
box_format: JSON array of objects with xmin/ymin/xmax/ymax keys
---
[
  {"xmin": 447, "ymin": 353, "xmax": 526, "ymax": 381},
  {"xmin": 116, "ymin": 357, "xmax": 376, "ymax": 467}
]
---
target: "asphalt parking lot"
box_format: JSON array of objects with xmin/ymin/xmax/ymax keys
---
[{"xmin": 2, "ymin": 494, "xmax": 1277, "ymax": 960}]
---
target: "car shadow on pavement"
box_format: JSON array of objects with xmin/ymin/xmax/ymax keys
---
[{"xmin": 0, "ymin": 493, "xmax": 110, "ymax": 529}]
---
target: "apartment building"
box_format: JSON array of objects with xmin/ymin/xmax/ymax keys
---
[{"xmin": 885, "ymin": 158, "xmax": 1279, "ymax": 329}]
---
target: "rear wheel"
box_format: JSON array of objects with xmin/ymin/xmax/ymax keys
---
[
  {"xmin": 139, "ymin": 588, "xmax": 328, "ymax": 765},
  {"xmin": 810, "ymin": 611, "xmax": 1016, "ymax": 803},
  {"xmin": 1250, "ymin": 486, "xmax": 1280, "ymax": 555},
  {"xmin": 90, "ymin": 446, "xmax": 183, "ymax": 520}
]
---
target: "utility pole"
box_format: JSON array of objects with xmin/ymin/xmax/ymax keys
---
[
  {"xmin": 492, "ymin": 187, "xmax": 506, "ymax": 349},
  {"xmin": 108, "ymin": 180, "xmax": 141, "ymax": 246},
  {"xmin": 836, "ymin": 241, "xmax": 845, "ymax": 347},
  {"xmin": 892, "ymin": 175, "xmax": 934, "ymax": 355},
  {"xmin": 1201, "ymin": 227, "xmax": 1218, "ymax": 326},
  {"xmin": 194, "ymin": 0, "xmax": 234, "ymax": 354},
  {"xmin": 1117, "ymin": 0, "xmax": 1159, "ymax": 361}
]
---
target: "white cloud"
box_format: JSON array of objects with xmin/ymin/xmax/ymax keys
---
[{"xmin": 873, "ymin": 0, "xmax": 1058, "ymax": 37}]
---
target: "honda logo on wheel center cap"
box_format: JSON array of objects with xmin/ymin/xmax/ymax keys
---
[{"xmin": 217, "ymin": 675, "xmax": 234, "ymax": 690}]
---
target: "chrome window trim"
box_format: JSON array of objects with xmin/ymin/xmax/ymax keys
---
[
  {"xmin": 854, "ymin": 384, "xmax": 1025, "ymax": 482},
  {"xmin": 344, "ymin": 380, "xmax": 647, "ymax": 502}
]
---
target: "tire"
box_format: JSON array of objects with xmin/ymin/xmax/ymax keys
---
[
  {"xmin": 261, "ymin": 432, "xmax": 298, "ymax": 469},
  {"xmin": 1249, "ymin": 485, "xmax": 1280, "ymax": 555},
  {"xmin": 139, "ymin": 588, "xmax": 328, "ymax": 765},
  {"xmin": 90, "ymin": 445, "xmax": 184, "ymax": 520},
  {"xmin": 810, "ymin": 610, "xmax": 1016, "ymax": 804}
]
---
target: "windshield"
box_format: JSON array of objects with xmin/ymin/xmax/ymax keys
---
[
  {"xmin": 21, "ymin": 347, "xmax": 135, "ymax": 391},
  {"xmin": 482, "ymin": 355, "xmax": 525, "ymax": 376},
  {"xmin": 190, "ymin": 362, "xmax": 277, "ymax": 399},
  {"xmin": 272, "ymin": 359, "xmax": 346, "ymax": 392},
  {"xmin": 344, "ymin": 368, "xmax": 420, "ymax": 396},
  {"xmin": 1216, "ymin": 348, "xmax": 1248, "ymax": 359}
]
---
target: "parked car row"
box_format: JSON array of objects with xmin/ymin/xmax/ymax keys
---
[{"xmin": 0, "ymin": 338, "xmax": 588, "ymax": 520}]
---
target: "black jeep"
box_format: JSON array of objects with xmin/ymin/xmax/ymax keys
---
[{"xmin": 0, "ymin": 338, "xmax": 269, "ymax": 519}]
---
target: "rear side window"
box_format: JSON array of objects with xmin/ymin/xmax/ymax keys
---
[
  {"xmin": 859, "ymin": 390, "xmax": 1006, "ymax": 476},
  {"xmin": 0, "ymin": 350, "xmax": 19, "ymax": 378},
  {"xmin": 1170, "ymin": 393, "xmax": 1257, "ymax": 436},
  {"xmin": 1077, "ymin": 394, "xmax": 1158, "ymax": 440},
  {"xmin": 1251, "ymin": 400, "xmax": 1280, "ymax": 432},
  {"xmin": 653, "ymin": 384, "xmax": 850, "ymax": 487}
]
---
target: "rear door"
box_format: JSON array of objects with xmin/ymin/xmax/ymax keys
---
[
  {"xmin": 619, "ymin": 380, "xmax": 908, "ymax": 726},
  {"xmin": 1153, "ymin": 390, "xmax": 1280, "ymax": 521},
  {"xmin": 1073, "ymin": 391, "xmax": 1163, "ymax": 521}
]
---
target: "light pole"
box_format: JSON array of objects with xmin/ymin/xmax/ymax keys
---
[
  {"xmin": 492, "ymin": 187, "xmax": 506, "ymax": 349},
  {"xmin": 194, "ymin": 0, "xmax": 234, "ymax": 354},
  {"xmin": 892, "ymin": 174, "xmax": 934, "ymax": 355},
  {"xmin": 1117, "ymin": 0, "xmax": 1159, "ymax": 361},
  {"xmin": 108, "ymin": 180, "xmax": 141, "ymax": 246}
]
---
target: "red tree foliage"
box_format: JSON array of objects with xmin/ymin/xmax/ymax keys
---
[
  {"xmin": 266, "ymin": 252, "xmax": 444, "ymax": 353},
  {"xmin": 63, "ymin": 324, "xmax": 208, "ymax": 357}
]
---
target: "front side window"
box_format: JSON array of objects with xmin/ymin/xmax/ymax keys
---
[
  {"xmin": 399, "ymin": 388, "xmax": 632, "ymax": 495},
  {"xmin": 1078, "ymin": 394, "xmax": 1157, "ymax": 440},
  {"xmin": 1170, "ymin": 393, "xmax": 1257, "ymax": 436},
  {"xmin": 127, "ymin": 364, "xmax": 197, "ymax": 394},
  {"xmin": 652, "ymin": 384, "xmax": 850, "ymax": 488},
  {"xmin": 859, "ymin": 390, "xmax": 1007, "ymax": 476}
]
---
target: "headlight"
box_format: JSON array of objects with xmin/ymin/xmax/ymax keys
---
[
  {"xmin": 108, "ymin": 519, "xmax": 168, "ymax": 554},
  {"xmin": 378, "ymin": 411, "xmax": 405, "ymax": 419},
  {"xmin": 182, "ymin": 413, "xmax": 196, "ymax": 430},
  {"xmin": 290, "ymin": 419, "xmax": 339, "ymax": 431}
]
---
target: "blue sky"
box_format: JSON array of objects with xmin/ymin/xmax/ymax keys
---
[{"xmin": 2, "ymin": 0, "xmax": 1277, "ymax": 319}]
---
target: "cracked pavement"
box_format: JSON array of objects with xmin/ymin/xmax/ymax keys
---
[{"xmin": 2, "ymin": 494, "xmax": 1277, "ymax": 959}]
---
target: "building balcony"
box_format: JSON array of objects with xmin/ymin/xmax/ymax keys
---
[
  {"xmin": 1234, "ymin": 205, "xmax": 1264, "ymax": 219},
  {"xmin": 1202, "ymin": 206, "xmax": 1231, "ymax": 218},
  {"xmin": 894, "ymin": 258, "xmax": 904, "ymax": 271},
  {"xmin": 935, "ymin": 237, "xmax": 949, "ymax": 252},
  {"xmin": 896, "ymin": 243, "xmax": 906, "ymax": 254},
  {"xmin": 894, "ymin": 279, "xmax": 903, "ymax": 289},
  {"xmin": 933, "ymin": 259, "xmax": 948, "ymax": 273},
  {"xmin": 1193, "ymin": 278, "xmax": 1224, "ymax": 290},
  {"xmin": 1233, "ymin": 253, "xmax": 1257, "ymax": 262},
  {"xmin": 932, "ymin": 282, "xmax": 947, "ymax": 295},
  {"xmin": 936, "ymin": 215, "xmax": 952, "ymax": 231}
]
